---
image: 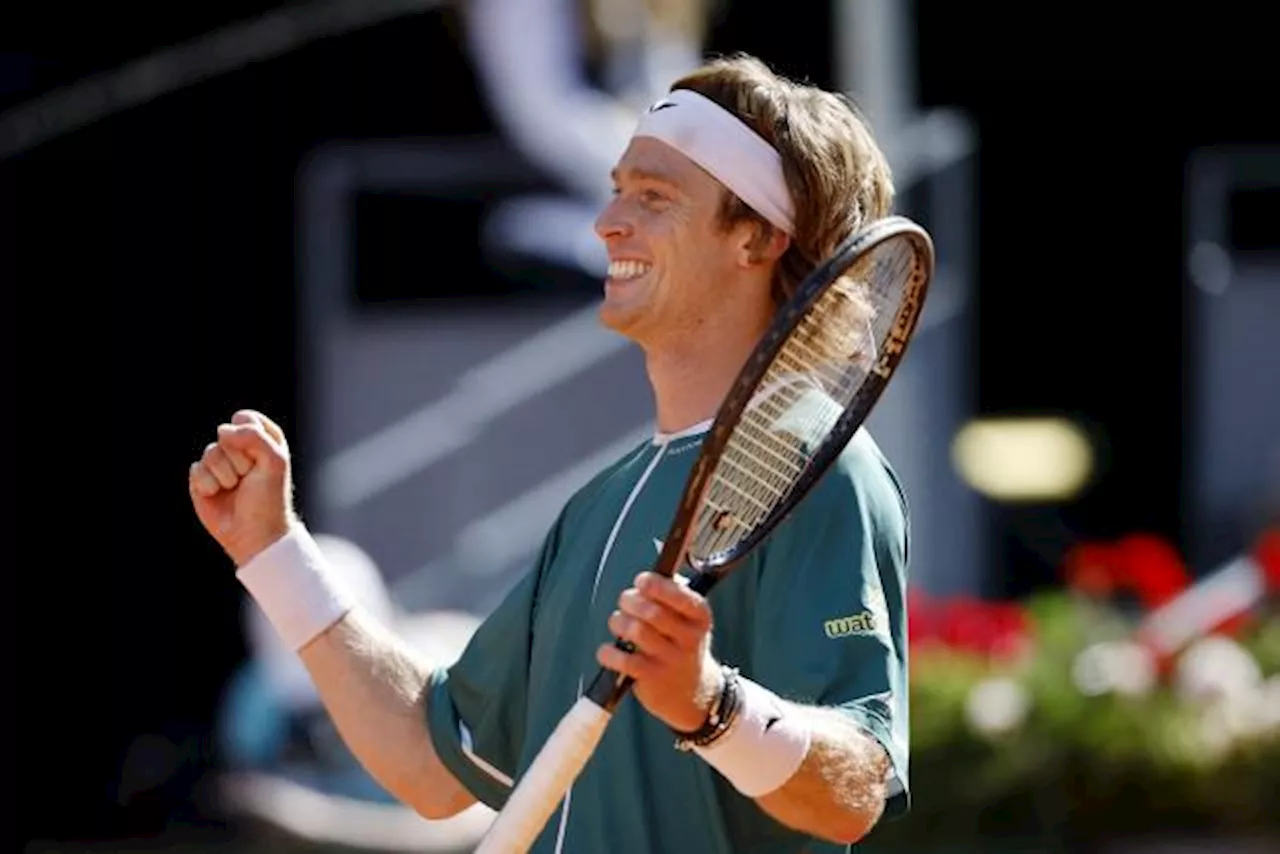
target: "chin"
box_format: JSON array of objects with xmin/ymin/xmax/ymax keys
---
[
  {"xmin": 597, "ymin": 300, "xmax": 649, "ymax": 342},
  {"xmin": 598, "ymin": 301, "xmax": 635, "ymax": 334}
]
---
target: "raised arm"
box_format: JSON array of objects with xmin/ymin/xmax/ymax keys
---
[{"xmin": 188, "ymin": 409, "xmax": 475, "ymax": 818}]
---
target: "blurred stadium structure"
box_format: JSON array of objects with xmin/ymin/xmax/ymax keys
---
[
  {"xmin": 1183, "ymin": 146, "xmax": 1280, "ymax": 569},
  {"xmin": 0, "ymin": 0, "xmax": 447, "ymax": 160}
]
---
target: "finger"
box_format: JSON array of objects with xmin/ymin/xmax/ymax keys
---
[
  {"xmin": 597, "ymin": 642, "xmax": 653, "ymax": 681},
  {"xmin": 201, "ymin": 443, "xmax": 241, "ymax": 490},
  {"xmin": 233, "ymin": 409, "xmax": 287, "ymax": 448},
  {"xmin": 189, "ymin": 461, "xmax": 222, "ymax": 497},
  {"xmin": 635, "ymin": 572, "xmax": 712, "ymax": 627},
  {"xmin": 617, "ymin": 588, "xmax": 704, "ymax": 649},
  {"xmin": 218, "ymin": 422, "xmax": 287, "ymax": 472},
  {"xmin": 256, "ymin": 412, "xmax": 287, "ymax": 446},
  {"xmin": 216, "ymin": 424, "xmax": 255, "ymax": 475},
  {"xmin": 607, "ymin": 610, "xmax": 680, "ymax": 661}
]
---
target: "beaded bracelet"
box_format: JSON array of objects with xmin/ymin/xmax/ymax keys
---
[{"xmin": 672, "ymin": 665, "xmax": 742, "ymax": 751}]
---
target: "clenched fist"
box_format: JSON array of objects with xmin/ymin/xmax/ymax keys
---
[{"xmin": 189, "ymin": 409, "xmax": 298, "ymax": 567}]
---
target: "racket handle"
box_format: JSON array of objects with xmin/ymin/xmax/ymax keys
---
[
  {"xmin": 585, "ymin": 660, "xmax": 636, "ymax": 710},
  {"xmin": 585, "ymin": 570, "xmax": 723, "ymax": 710},
  {"xmin": 474, "ymin": 696, "xmax": 612, "ymax": 854}
]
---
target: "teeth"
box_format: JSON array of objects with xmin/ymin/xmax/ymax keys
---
[{"xmin": 608, "ymin": 260, "xmax": 651, "ymax": 280}]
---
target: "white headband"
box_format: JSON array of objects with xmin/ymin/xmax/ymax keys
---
[{"xmin": 631, "ymin": 89, "xmax": 796, "ymax": 235}]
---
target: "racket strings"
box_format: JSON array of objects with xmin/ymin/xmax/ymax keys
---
[{"xmin": 688, "ymin": 235, "xmax": 927, "ymax": 563}]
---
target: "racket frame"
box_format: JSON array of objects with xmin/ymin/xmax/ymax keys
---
[{"xmin": 588, "ymin": 214, "xmax": 934, "ymax": 710}]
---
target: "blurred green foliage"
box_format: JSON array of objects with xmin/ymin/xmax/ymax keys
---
[{"xmin": 869, "ymin": 592, "xmax": 1280, "ymax": 852}]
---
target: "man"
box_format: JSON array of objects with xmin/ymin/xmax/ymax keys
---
[{"xmin": 190, "ymin": 53, "xmax": 911, "ymax": 853}]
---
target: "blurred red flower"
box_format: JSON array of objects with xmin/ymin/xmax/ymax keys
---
[
  {"xmin": 1254, "ymin": 527, "xmax": 1280, "ymax": 591},
  {"xmin": 1063, "ymin": 534, "xmax": 1191, "ymax": 611},
  {"xmin": 908, "ymin": 588, "xmax": 1030, "ymax": 661}
]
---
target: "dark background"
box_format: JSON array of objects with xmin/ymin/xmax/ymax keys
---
[{"xmin": 3, "ymin": 1, "xmax": 1270, "ymax": 847}]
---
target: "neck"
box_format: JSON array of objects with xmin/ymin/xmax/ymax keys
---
[{"xmin": 643, "ymin": 306, "xmax": 772, "ymax": 436}]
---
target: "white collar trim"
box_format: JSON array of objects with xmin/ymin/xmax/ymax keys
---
[{"xmin": 652, "ymin": 417, "xmax": 714, "ymax": 445}]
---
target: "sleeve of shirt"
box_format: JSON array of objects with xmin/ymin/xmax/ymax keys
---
[
  {"xmin": 424, "ymin": 515, "xmax": 563, "ymax": 811},
  {"xmin": 749, "ymin": 431, "xmax": 912, "ymax": 819}
]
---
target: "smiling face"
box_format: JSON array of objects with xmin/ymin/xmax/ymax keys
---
[{"xmin": 593, "ymin": 136, "xmax": 765, "ymax": 351}]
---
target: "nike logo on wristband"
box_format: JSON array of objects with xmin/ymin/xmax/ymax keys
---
[{"xmin": 764, "ymin": 715, "xmax": 782, "ymax": 732}]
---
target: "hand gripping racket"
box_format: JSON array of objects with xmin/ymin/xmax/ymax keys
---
[{"xmin": 474, "ymin": 215, "xmax": 935, "ymax": 853}]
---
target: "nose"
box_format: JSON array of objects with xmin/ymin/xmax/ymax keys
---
[{"xmin": 594, "ymin": 196, "xmax": 633, "ymax": 242}]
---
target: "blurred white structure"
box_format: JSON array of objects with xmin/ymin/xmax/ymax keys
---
[
  {"xmin": 464, "ymin": 0, "xmax": 708, "ymax": 276},
  {"xmin": 465, "ymin": 0, "xmax": 707, "ymax": 203}
]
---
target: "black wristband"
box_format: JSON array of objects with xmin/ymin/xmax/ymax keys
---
[{"xmin": 673, "ymin": 665, "xmax": 742, "ymax": 751}]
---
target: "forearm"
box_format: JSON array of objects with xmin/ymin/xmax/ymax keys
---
[
  {"xmin": 753, "ymin": 705, "xmax": 889, "ymax": 844},
  {"xmin": 237, "ymin": 527, "xmax": 475, "ymax": 819},
  {"xmin": 688, "ymin": 671, "xmax": 890, "ymax": 845},
  {"xmin": 297, "ymin": 608, "xmax": 476, "ymax": 819}
]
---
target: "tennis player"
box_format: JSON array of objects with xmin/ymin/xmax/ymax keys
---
[{"xmin": 190, "ymin": 53, "xmax": 911, "ymax": 853}]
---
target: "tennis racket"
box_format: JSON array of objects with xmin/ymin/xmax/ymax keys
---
[{"xmin": 474, "ymin": 214, "xmax": 935, "ymax": 854}]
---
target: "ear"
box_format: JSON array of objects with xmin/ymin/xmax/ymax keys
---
[{"xmin": 737, "ymin": 222, "xmax": 791, "ymax": 269}]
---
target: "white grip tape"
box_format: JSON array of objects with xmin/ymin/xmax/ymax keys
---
[{"xmin": 474, "ymin": 697, "xmax": 612, "ymax": 854}]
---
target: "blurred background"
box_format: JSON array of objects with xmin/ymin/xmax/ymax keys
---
[{"xmin": 4, "ymin": 1, "xmax": 1277, "ymax": 852}]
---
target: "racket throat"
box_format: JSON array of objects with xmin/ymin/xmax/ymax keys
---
[
  {"xmin": 686, "ymin": 568, "xmax": 718, "ymax": 595},
  {"xmin": 584, "ymin": 666, "xmax": 634, "ymax": 711}
]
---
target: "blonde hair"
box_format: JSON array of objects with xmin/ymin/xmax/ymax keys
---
[{"xmin": 669, "ymin": 53, "xmax": 895, "ymax": 308}]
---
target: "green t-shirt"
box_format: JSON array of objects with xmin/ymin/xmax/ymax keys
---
[{"xmin": 426, "ymin": 421, "xmax": 911, "ymax": 853}]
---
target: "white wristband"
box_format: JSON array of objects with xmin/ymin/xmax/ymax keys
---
[
  {"xmin": 694, "ymin": 676, "xmax": 812, "ymax": 797},
  {"xmin": 235, "ymin": 526, "xmax": 354, "ymax": 652}
]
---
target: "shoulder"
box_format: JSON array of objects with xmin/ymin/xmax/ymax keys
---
[
  {"xmin": 806, "ymin": 429, "xmax": 908, "ymax": 536},
  {"xmin": 754, "ymin": 428, "xmax": 909, "ymax": 579},
  {"xmin": 554, "ymin": 437, "xmax": 657, "ymax": 531},
  {"xmin": 838, "ymin": 428, "xmax": 909, "ymax": 527}
]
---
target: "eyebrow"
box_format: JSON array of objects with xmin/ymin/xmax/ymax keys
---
[{"xmin": 610, "ymin": 166, "xmax": 681, "ymax": 188}]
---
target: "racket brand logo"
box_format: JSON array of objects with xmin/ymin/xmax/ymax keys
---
[
  {"xmin": 870, "ymin": 271, "xmax": 926, "ymax": 380},
  {"xmin": 823, "ymin": 610, "xmax": 878, "ymax": 639}
]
